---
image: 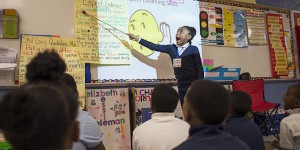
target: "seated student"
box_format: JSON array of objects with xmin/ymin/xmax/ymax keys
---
[
  {"xmin": 224, "ymin": 91, "xmax": 265, "ymax": 150},
  {"xmin": 239, "ymin": 72, "xmax": 251, "ymax": 80},
  {"xmin": 273, "ymin": 84, "xmax": 300, "ymax": 149},
  {"xmin": 61, "ymin": 73, "xmax": 106, "ymax": 150},
  {"xmin": 0, "ymin": 84, "xmax": 77, "ymax": 150},
  {"xmin": 132, "ymin": 84, "xmax": 189, "ymax": 150},
  {"xmin": 24, "ymin": 49, "xmax": 80, "ymax": 149},
  {"xmin": 173, "ymin": 80, "xmax": 250, "ymax": 150}
]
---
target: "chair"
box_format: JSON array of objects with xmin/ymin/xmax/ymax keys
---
[{"xmin": 232, "ymin": 80, "xmax": 280, "ymax": 139}]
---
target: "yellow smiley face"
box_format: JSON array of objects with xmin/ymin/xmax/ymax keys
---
[{"xmin": 128, "ymin": 10, "xmax": 163, "ymax": 56}]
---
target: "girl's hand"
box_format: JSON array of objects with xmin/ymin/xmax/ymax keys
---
[{"xmin": 127, "ymin": 33, "xmax": 139, "ymax": 41}]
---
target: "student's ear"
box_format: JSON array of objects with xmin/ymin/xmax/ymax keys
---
[
  {"xmin": 72, "ymin": 120, "xmax": 80, "ymax": 142},
  {"xmin": 187, "ymin": 34, "xmax": 192, "ymax": 41}
]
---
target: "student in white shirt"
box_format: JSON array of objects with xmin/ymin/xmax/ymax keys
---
[
  {"xmin": 273, "ymin": 84, "xmax": 300, "ymax": 150},
  {"xmin": 132, "ymin": 84, "xmax": 189, "ymax": 150}
]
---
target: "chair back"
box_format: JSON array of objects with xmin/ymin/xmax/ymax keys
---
[{"xmin": 232, "ymin": 80, "xmax": 265, "ymax": 109}]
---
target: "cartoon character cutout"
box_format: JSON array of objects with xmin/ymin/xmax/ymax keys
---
[
  {"xmin": 110, "ymin": 101, "xmax": 126, "ymax": 117},
  {"xmin": 128, "ymin": 9, "xmax": 163, "ymax": 56}
]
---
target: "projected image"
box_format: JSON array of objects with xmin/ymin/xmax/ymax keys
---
[
  {"xmin": 128, "ymin": 9, "xmax": 163, "ymax": 56},
  {"xmin": 91, "ymin": 0, "xmax": 201, "ymax": 79},
  {"xmin": 128, "ymin": 9, "xmax": 174, "ymax": 79}
]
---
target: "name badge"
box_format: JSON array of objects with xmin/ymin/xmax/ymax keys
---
[{"xmin": 173, "ymin": 58, "xmax": 181, "ymax": 68}]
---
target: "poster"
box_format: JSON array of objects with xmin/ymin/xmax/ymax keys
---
[
  {"xmin": 86, "ymin": 88, "xmax": 131, "ymax": 150},
  {"xmin": 20, "ymin": 35, "xmax": 86, "ymax": 108},
  {"xmin": 74, "ymin": 0, "xmax": 131, "ymax": 64},
  {"xmin": 266, "ymin": 13, "xmax": 288, "ymax": 77},
  {"xmin": 199, "ymin": 6, "xmax": 224, "ymax": 45},
  {"xmin": 294, "ymin": 12, "xmax": 300, "ymax": 75},
  {"xmin": 284, "ymin": 31, "xmax": 295, "ymax": 78},
  {"xmin": 245, "ymin": 10, "xmax": 267, "ymax": 45},
  {"xmin": 135, "ymin": 87, "xmax": 183, "ymax": 127},
  {"xmin": 223, "ymin": 8, "xmax": 248, "ymax": 47}
]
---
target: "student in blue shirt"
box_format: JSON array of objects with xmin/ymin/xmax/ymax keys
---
[
  {"xmin": 128, "ymin": 26, "xmax": 204, "ymax": 107},
  {"xmin": 224, "ymin": 91, "xmax": 265, "ymax": 150},
  {"xmin": 61, "ymin": 73, "xmax": 106, "ymax": 150},
  {"xmin": 173, "ymin": 80, "xmax": 250, "ymax": 150}
]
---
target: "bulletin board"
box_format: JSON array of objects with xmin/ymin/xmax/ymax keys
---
[{"xmin": 199, "ymin": 0, "xmax": 296, "ymax": 78}]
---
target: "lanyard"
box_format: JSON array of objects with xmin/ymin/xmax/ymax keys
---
[{"xmin": 177, "ymin": 47, "xmax": 180, "ymax": 58}]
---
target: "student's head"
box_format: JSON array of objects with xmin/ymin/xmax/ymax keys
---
[
  {"xmin": 24, "ymin": 49, "xmax": 79, "ymax": 148},
  {"xmin": 25, "ymin": 49, "xmax": 78, "ymax": 120},
  {"xmin": 239, "ymin": 72, "xmax": 251, "ymax": 80},
  {"xmin": 283, "ymin": 84, "xmax": 300, "ymax": 110},
  {"xmin": 183, "ymin": 80, "xmax": 229, "ymax": 125},
  {"xmin": 176, "ymin": 26, "xmax": 196, "ymax": 46},
  {"xmin": 150, "ymin": 84, "xmax": 179, "ymax": 113},
  {"xmin": 0, "ymin": 84, "xmax": 72, "ymax": 150},
  {"xmin": 228, "ymin": 91, "xmax": 252, "ymax": 116},
  {"xmin": 61, "ymin": 73, "xmax": 79, "ymax": 100},
  {"xmin": 26, "ymin": 49, "xmax": 66, "ymax": 83}
]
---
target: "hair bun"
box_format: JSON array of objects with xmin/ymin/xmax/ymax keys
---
[{"xmin": 25, "ymin": 49, "xmax": 66, "ymax": 82}]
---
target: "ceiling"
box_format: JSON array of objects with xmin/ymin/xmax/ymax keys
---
[{"xmin": 256, "ymin": 0, "xmax": 300, "ymax": 11}]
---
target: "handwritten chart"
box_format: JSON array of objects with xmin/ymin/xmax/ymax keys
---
[
  {"xmin": 74, "ymin": 0, "xmax": 131, "ymax": 64},
  {"xmin": 20, "ymin": 35, "xmax": 86, "ymax": 108}
]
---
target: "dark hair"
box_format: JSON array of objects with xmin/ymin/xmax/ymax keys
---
[
  {"xmin": 26, "ymin": 49, "xmax": 66, "ymax": 82},
  {"xmin": 151, "ymin": 84, "xmax": 179, "ymax": 112},
  {"xmin": 185, "ymin": 80, "xmax": 229, "ymax": 124},
  {"xmin": 182, "ymin": 26, "xmax": 196, "ymax": 44},
  {"xmin": 61, "ymin": 73, "xmax": 79, "ymax": 100},
  {"xmin": 24, "ymin": 50, "xmax": 78, "ymax": 121},
  {"xmin": 239, "ymin": 72, "xmax": 251, "ymax": 80},
  {"xmin": 285, "ymin": 84, "xmax": 300, "ymax": 109},
  {"xmin": 0, "ymin": 85, "xmax": 70, "ymax": 150},
  {"xmin": 229, "ymin": 91, "xmax": 252, "ymax": 116}
]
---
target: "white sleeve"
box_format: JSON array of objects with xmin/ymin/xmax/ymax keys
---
[
  {"xmin": 279, "ymin": 120, "xmax": 294, "ymax": 150},
  {"xmin": 132, "ymin": 130, "xmax": 138, "ymax": 150},
  {"xmin": 82, "ymin": 115, "xmax": 103, "ymax": 148}
]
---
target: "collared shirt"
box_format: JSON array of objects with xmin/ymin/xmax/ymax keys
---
[
  {"xmin": 224, "ymin": 115, "xmax": 265, "ymax": 150},
  {"xmin": 280, "ymin": 108, "xmax": 300, "ymax": 150},
  {"xmin": 176, "ymin": 42, "xmax": 190, "ymax": 56},
  {"xmin": 132, "ymin": 113, "xmax": 189, "ymax": 150},
  {"xmin": 72, "ymin": 109, "xmax": 103, "ymax": 150},
  {"xmin": 173, "ymin": 124, "xmax": 251, "ymax": 150}
]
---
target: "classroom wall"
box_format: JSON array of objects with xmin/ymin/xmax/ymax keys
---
[
  {"xmin": 201, "ymin": 2, "xmax": 293, "ymax": 77},
  {"xmin": 0, "ymin": 0, "xmax": 297, "ymax": 80},
  {"xmin": 1, "ymin": 0, "xmax": 75, "ymax": 79}
]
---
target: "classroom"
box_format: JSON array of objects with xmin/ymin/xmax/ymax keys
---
[{"xmin": 1, "ymin": 0, "xmax": 300, "ymax": 149}]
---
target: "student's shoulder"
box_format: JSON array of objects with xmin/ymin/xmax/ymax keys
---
[
  {"xmin": 188, "ymin": 45, "xmax": 200, "ymax": 53},
  {"xmin": 133, "ymin": 120, "xmax": 154, "ymax": 133}
]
